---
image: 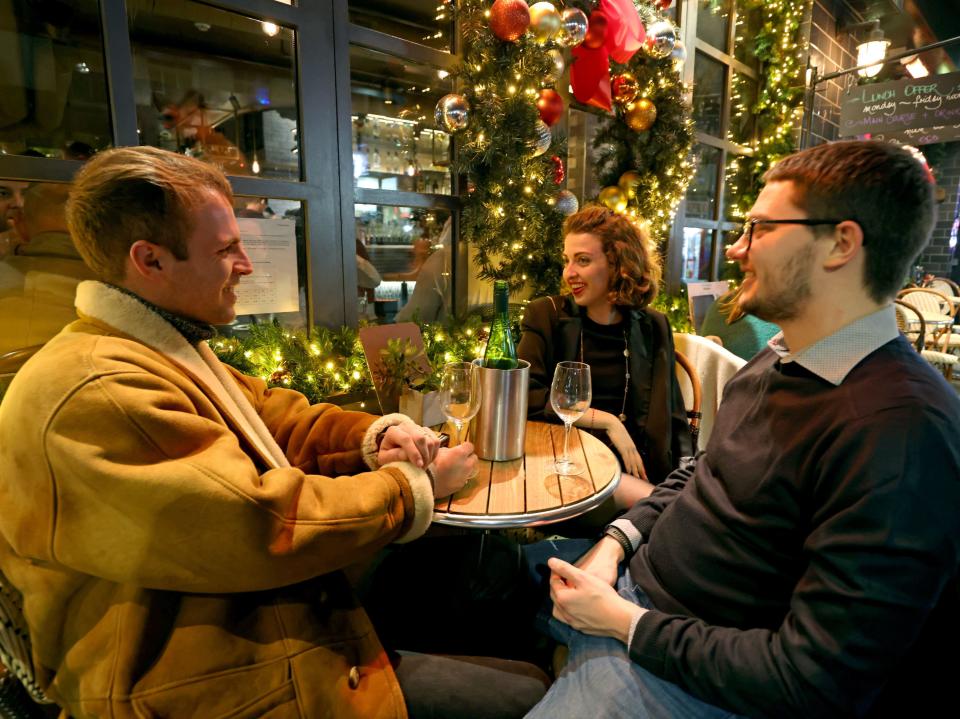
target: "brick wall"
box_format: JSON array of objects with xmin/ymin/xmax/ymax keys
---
[{"xmin": 920, "ymin": 143, "xmax": 960, "ymax": 278}]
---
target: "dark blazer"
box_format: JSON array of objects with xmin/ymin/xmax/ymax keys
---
[{"xmin": 518, "ymin": 295, "xmax": 692, "ymax": 484}]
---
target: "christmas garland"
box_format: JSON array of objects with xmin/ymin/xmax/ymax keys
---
[
  {"xmin": 591, "ymin": 3, "xmax": 695, "ymax": 243},
  {"xmin": 723, "ymin": 0, "xmax": 812, "ymax": 279},
  {"xmin": 452, "ymin": 0, "xmax": 569, "ymax": 295}
]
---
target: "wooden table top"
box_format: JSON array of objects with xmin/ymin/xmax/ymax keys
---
[{"xmin": 433, "ymin": 421, "xmax": 621, "ymax": 528}]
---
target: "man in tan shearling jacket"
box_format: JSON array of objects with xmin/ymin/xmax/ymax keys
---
[{"xmin": 0, "ymin": 147, "xmax": 547, "ymax": 718}]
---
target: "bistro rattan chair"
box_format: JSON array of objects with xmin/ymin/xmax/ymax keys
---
[
  {"xmin": 894, "ymin": 299, "xmax": 956, "ymax": 380},
  {"xmin": 897, "ymin": 288, "xmax": 959, "ymax": 353}
]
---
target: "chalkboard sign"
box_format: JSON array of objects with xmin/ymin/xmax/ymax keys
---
[{"xmin": 839, "ymin": 71, "xmax": 960, "ymax": 144}]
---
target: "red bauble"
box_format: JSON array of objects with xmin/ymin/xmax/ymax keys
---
[
  {"xmin": 551, "ymin": 155, "xmax": 565, "ymax": 184},
  {"xmin": 537, "ymin": 88, "xmax": 564, "ymax": 126},
  {"xmin": 489, "ymin": 0, "xmax": 530, "ymax": 42},
  {"xmin": 660, "ymin": 0, "xmax": 674, "ymax": 9},
  {"xmin": 583, "ymin": 10, "xmax": 608, "ymax": 49}
]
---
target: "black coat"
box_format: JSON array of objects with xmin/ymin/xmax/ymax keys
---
[{"xmin": 518, "ymin": 295, "xmax": 693, "ymax": 484}]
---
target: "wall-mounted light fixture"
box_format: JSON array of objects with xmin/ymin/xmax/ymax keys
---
[
  {"xmin": 261, "ymin": 21, "xmax": 280, "ymax": 37},
  {"xmin": 902, "ymin": 55, "xmax": 929, "ymax": 78},
  {"xmin": 854, "ymin": 20, "xmax": 890, "ymax": 78}
]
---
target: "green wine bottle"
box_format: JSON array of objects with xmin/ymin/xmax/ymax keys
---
[{"xmin": 484, "ymin": 280, "xmax": 519, "ymax": 370}]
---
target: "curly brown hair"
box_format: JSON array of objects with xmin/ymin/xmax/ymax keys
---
[{"xmin": 562, "ymin": 205, "xmax": 661, "ymax": 308}]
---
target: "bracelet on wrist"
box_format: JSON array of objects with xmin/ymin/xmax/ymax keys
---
[{"xmin": 603, "ymin": 526, "xmax": 633, "ymax": 561}]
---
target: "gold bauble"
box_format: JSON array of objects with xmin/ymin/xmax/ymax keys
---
[
  {"xmin": 529, "ymin": 2, "xmax": 561, "ymax": 44},
  {"xmin": 611, "ymin": 73, "xmax": 639, "ymax": 107},
  {"xmin": 624, "ymin": 98, "xmax": 657, "ymax": 132},
  {"xmin": 598, "ymin": 186, "xmax": 628, "ymax": 213},
  {"xmin": 618, "ymin": 171, "xmax": 642, "ymax": 200}
]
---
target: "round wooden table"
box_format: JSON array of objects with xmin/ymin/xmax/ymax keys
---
[{"xmin": 433, "ymin": 421, "xmax": 621, "ymax": 528}]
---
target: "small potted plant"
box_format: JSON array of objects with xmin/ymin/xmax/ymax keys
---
[{"xmin": 375, "ymin": 338, "xmax": 444, "ymax": 425}]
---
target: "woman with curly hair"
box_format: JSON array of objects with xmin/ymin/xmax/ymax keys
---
[{"xmin": 518, "ymin": 205, "xmax": 692, "ymax": 508}]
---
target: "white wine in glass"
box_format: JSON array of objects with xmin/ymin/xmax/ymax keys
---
[
  {"xmin": 440, "ymin": 362, "xmax": 481, "ymax": 446},
  {"xmin": 550, "ymin": 361, "xmax": 591, "ymax": 475}
]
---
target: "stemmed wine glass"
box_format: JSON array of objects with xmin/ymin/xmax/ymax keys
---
[
  {"xmin": 440, "ymin": 361, "xmax": 481, "ymax": 448},
  {"xmin": 550, "ymin": 361, "xmax": 592, "ymax": 476}
]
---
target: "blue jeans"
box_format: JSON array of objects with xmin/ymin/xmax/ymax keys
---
[{"xmin": 522, "ymin": 539, "xmax": 743, "ymax": 719}]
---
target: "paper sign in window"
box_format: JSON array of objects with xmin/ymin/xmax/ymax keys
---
[{"xmin": 234, "ymin": 218, "xmax": 300, "ymax": 315}]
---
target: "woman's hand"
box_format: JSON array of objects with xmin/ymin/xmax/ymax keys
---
[
  {"xmin": 603, "ymin": 417, "xmax": 647, "ymax": 481},
  {"xmin": 430, "ymin": 442, "xmax": 477, "ymax": 498}
]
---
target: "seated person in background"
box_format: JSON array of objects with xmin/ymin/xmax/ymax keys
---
[
  {"xmin": 395, "ymin": 218, "xmax": 451, "ymax": 324},
  {"xmin": 0, "ymin": 179, "xmax": 28, "ymax": 258},
  {"xmin": 699, "ymin": 284, "xmax": 780, "ymax": 360},
  {"xmin": 518, "ymin": 206, "xmax": 692, "ymax": 508},
  {"xmin": 0, "ymin": 147, "xmax": 547, "ymax": 719},
  {"xmin": 0, "ymin": 182, "xmax": 95, "ymax": 354},
  {"xmin": 523, "ymin": 140, "xmax": 960, "ymax": 719}
]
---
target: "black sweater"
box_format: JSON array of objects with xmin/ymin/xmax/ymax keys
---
[{"xmin": 622, "ymin": 337, "xmax": 960, "ymax": 718}]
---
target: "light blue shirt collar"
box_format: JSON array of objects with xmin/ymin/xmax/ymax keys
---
[{"xmin": 767, "ymin": 306, "xmax": 899, "ymax": 385}]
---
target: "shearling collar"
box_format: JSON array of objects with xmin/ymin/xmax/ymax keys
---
[{"xmin": 73, "ymin": 280, "xmax": 290, "ymax": 470}]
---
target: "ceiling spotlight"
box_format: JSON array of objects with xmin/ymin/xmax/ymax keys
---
[
  {"xmin": 194, "ymin": 22, "xmax": 211, "ymax": 32},
  {"xmin": 383, "ymin": 84, "xmax": 394, "ymax": 105},
  {"xmin": 856, "ymin": 21, "xmax": 889, "ymax": 78},
  {"xmin": 261, "ymin": 21, "xmax": 280, "ymax": 37},
  {"xmin": 75, "ymin": 62, "xmax": 90, "ymax": 74}
]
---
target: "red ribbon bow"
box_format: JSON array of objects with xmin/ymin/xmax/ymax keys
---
[{"xmin": 570, "ymin": 0, "xmax": 646, "ymax": 111}]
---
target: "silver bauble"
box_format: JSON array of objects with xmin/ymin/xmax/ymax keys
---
[
  {"xmin": 555, "ymin": 190, "xmax": 579, "ymax": 216},
  {"xmin": 530, "ymin": 119, "xmax": 552, "ymax": 156},
  {"xmin": 558, "ymin": 8, "xmax": 588, "ymax": 47},
  {"xmin": 671, "ymin": 39, "xmax": 687, "ymax": 66},
  {"xmin": 646, "ymin": 21, "xmax": 676, "ymax": 59},
  {"xmin": 434, "ymin": 94, "xmax": 470, "ymax": 132},
  {"xmin": 547, "ymin": 48, "xmax": 565, "ymax": 82}
]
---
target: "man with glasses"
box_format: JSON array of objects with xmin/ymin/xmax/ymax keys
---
[{"xmin": 525, "ymin": 140, "xmax": 960, "ymax": 718}]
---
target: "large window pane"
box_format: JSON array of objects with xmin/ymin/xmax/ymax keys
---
[
  {"xmin": 681, "ymin": 228, "xmax": 714, "ymax": 281},
  {"xmin": 129, "ymin": 0, "xmax": 300, "ymax": 180},
  {"xmin": 355, "ymin": 203, "xmax": 451, "ymax": 323},
  {"xmin": 230, "ymin": 197, "xmax": 308, "ymax": 330},
  {"xmin": 733, "ymin": 4, "xmax": 762, "ymax": 70},
  {"xmin": 0, "ymin": 1, "xmax": 112, "ymax": 157},
  {"xmin": 686, "ymin": 145, "xmax": 721, "ymax": 220},
  {"xmin": 351, "ymin": 45, "xmax": 454, "ymax": 195},
  {"xmin": 697, "ymin": 0, "xmax": 732, "ymax": 52},
  {"xmin": 692, "ymin": 52, "xmax": 725, "ymax": 138},
  {"xmin": 349, "ymin": 1, "xmax": 454, "ymax": 53},
  {"xmin": 727, "ymin": 72, "xmax": 757, "ymax": 146}
]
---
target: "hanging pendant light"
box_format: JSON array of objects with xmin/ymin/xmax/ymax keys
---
[{"xmin": 856, "ymin": 22, "xmax": 889, "ymax": 78}]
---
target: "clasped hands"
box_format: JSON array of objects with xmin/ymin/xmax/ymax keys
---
[
  {"xmin": 548, "ymin": 536, "xmax": 645, "ymax": 645},
  {"xmin": 377, "ymin": 423, "xmax": 477, "ymax": 499}
]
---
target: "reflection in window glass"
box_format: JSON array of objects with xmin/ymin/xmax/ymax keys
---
[
  {"xmin": 697, "ymin": 0, "xmax": 732, "ymax": 52},
  {"xmin": 686, "ymin": 145, "xmax": 721, "ymax": 220},
  {"xmin": 129, "ymin": 0, "xmax": 300, "ymax": 179},
  {"xmin": 351, "ymin": 45, "xmax": 454, "ymax": 195},
  {"xmin": 0, "ymin": 181, "xmax": 95, "ymax": 358},
  {"xmin": 349, "ymin": 0, "xmax": 455, "ymax": 52},
  {"xmin": 722, "ymin": 153, "xmax": 755, "ymax": 221},
  {"xmin": 0, "ymin": 1, "xmax": 112, "ymax": 157},
  {"xmin": 727, "ymin": 73, "xmax": 757, "ymax": 146},
  {"xmin": 733, "ymin": 4, "xmax": 762, "ymax": 69},
  {"xmin": 692, "ymin": 52, "xmax": 725, "ymax": 138},
  {"xmin": 682, "ymin": 228, "xmax": 714, "ymax": 281},
  {"xmin": 354, "ymin": 203, "xmax": 451, "ymax": 323},
  {"xmin": 230, "ymin": 196, "xmax": 308, "ymax": 331}
]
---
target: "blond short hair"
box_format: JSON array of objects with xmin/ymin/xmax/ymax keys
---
[{"xmin": 67, "ymin": 147, "xmax": 233, "ymax": 282}]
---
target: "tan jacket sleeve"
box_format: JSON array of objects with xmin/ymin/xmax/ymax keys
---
[{"xmin": 39, "ymin": 367, "xmax": 432, "ymax": 594}]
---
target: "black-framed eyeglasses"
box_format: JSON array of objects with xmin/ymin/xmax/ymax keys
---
[{"xmin": 739, "ymin": 218, "xmax": 845, "ymax": 251}]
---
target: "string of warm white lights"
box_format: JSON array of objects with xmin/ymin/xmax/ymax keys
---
[{"xmin": 724, "ymin": 0, "xmax": 812, "ymax": 278}]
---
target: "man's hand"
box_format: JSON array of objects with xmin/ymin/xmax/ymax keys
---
[
  {"xmin": 605, "ymin": 420, "xmax": 647, "ymax": 481},
  {"xmin": 548, "ymin": 558, "xmax": 644, "ymax": 644},
  {"xmin": 430, "ymin": 442, "xmax": 477, "ymax": 498},
  {"xmin": 378, "ymin": 424, "xmax": 439, "ymax": 468},
  {"xmin": 574, "ymin": 536, "xmax": 624, "ymax": 588}
]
